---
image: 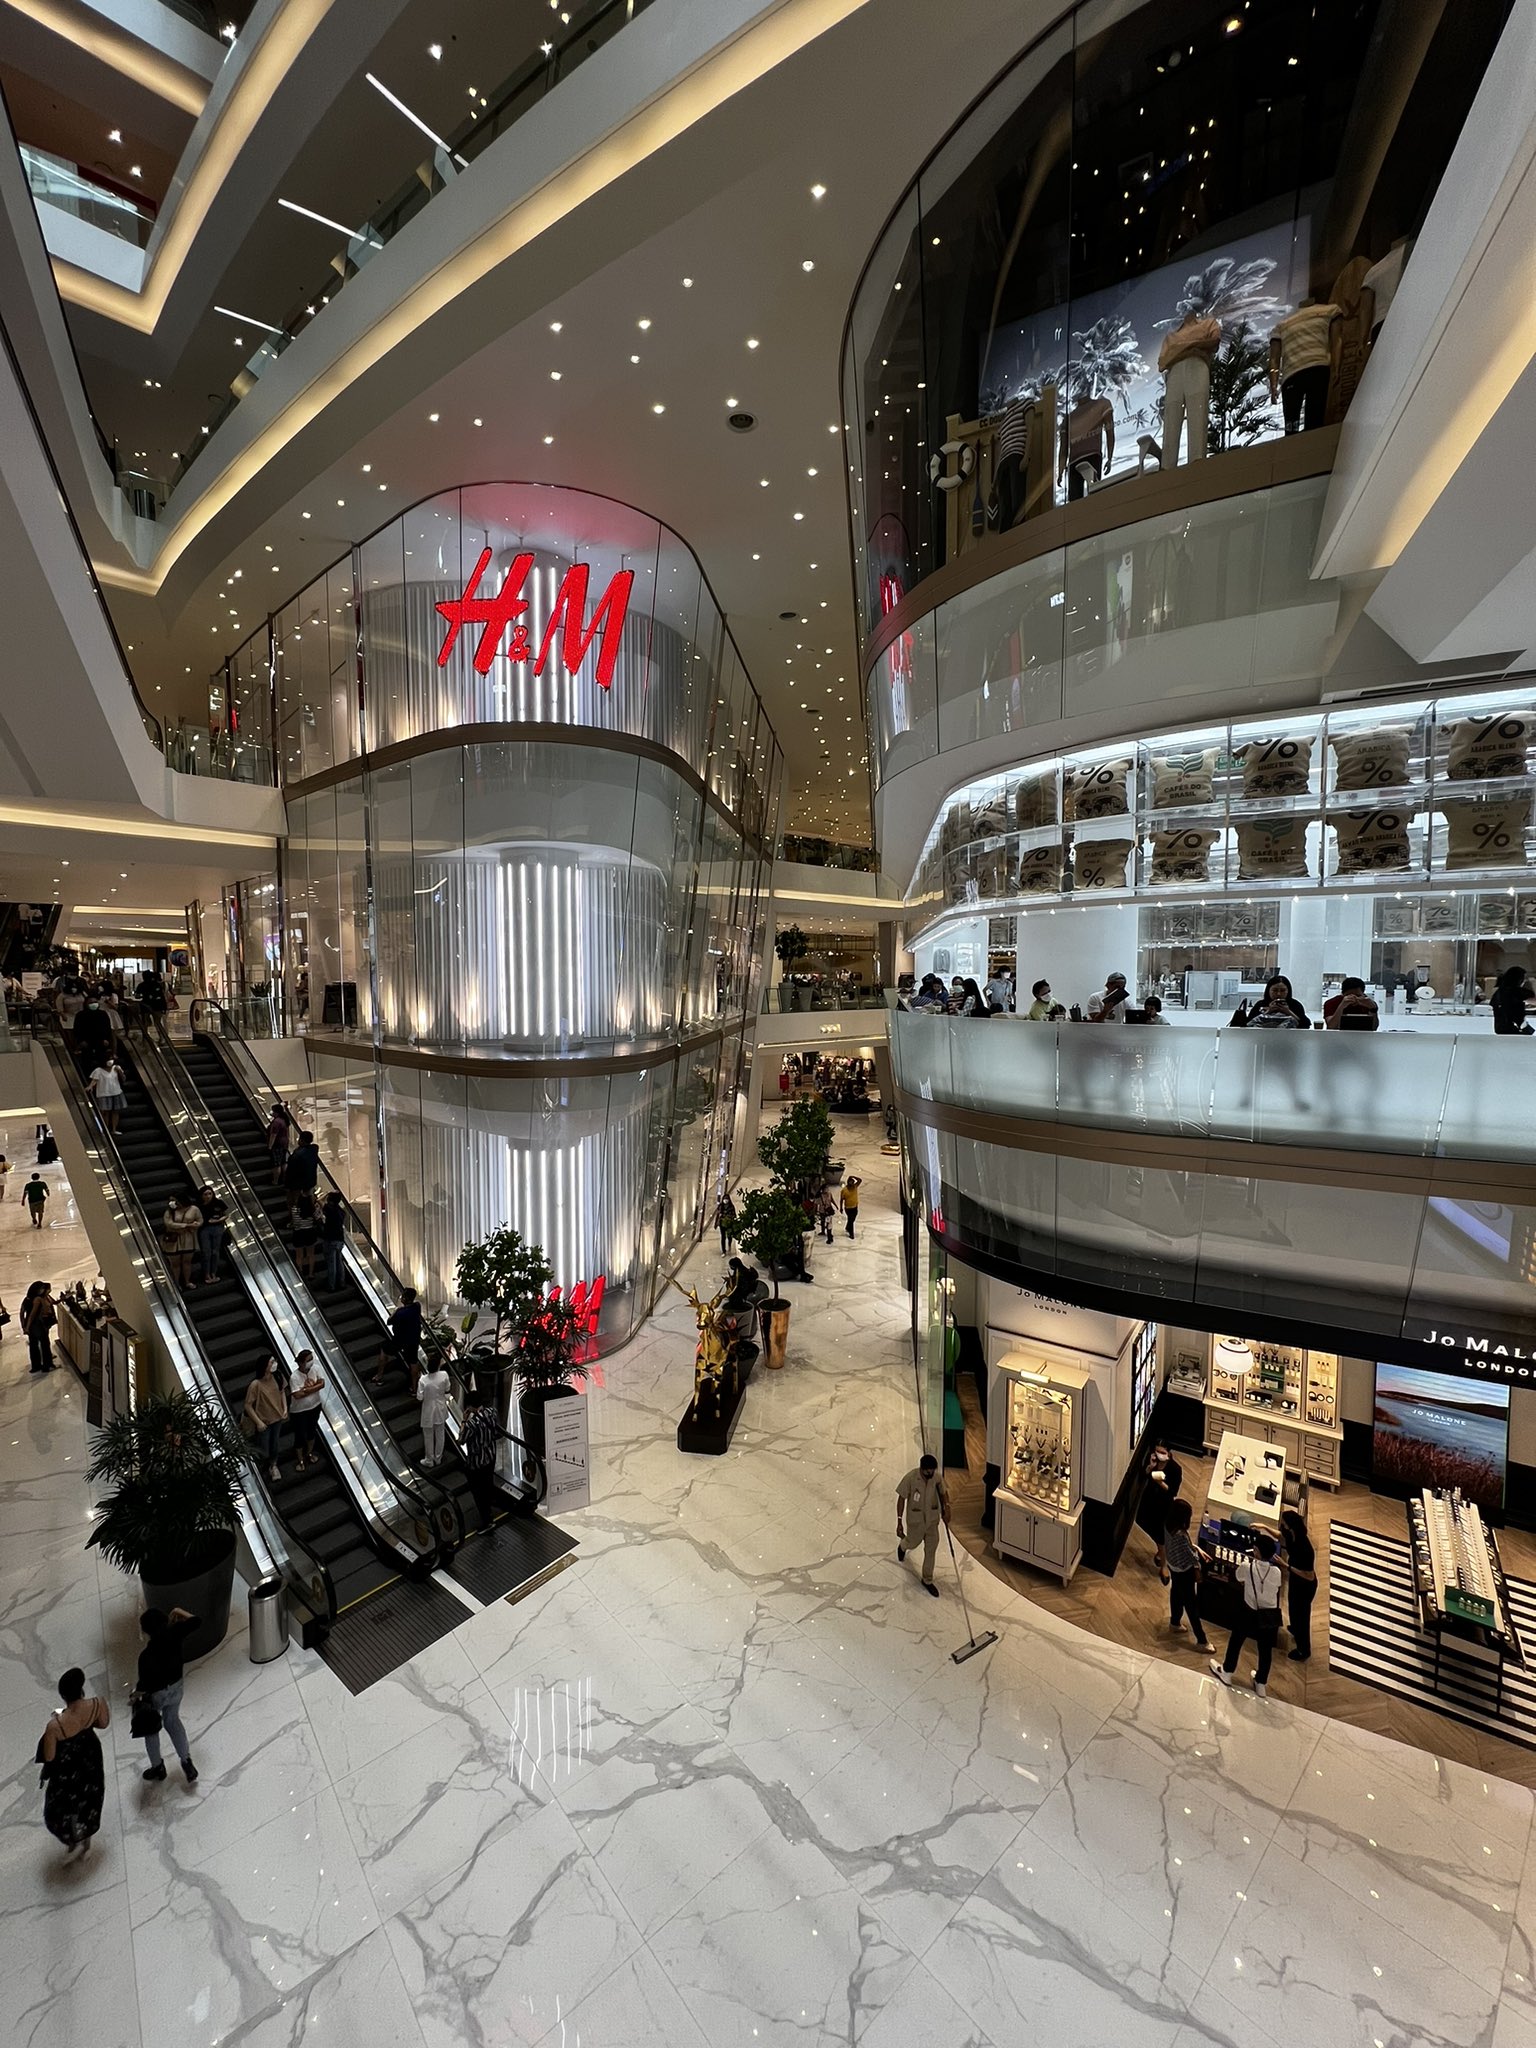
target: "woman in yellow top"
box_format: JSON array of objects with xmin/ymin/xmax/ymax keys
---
[{"xmin": 840, "ymin": 1175, "xmax": 862, "ymax": 1239}]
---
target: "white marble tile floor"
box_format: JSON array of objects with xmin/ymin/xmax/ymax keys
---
[{"xmin": 0, "ymin": 1125, "xmax": 1523, "ymax": 2047}]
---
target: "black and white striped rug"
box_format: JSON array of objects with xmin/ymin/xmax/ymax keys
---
[{"xmin": 1326, "ymin": 1522, "xmax": 1536, "ymax": 1749}]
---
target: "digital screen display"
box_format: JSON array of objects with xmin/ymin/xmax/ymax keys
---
[{"xmin": 1373, "ymin": 1363, "xmax": 1509, "ymax": 1512}]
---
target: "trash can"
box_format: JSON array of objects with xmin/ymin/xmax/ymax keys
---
[{"xmin": 247, "ymin": 1574, "xmax": 288, "ymax": 1664}]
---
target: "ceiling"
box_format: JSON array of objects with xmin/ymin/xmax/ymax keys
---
[{"xmin": 70, "ymin": 0, "xmax": 1040, "ymax": 846}]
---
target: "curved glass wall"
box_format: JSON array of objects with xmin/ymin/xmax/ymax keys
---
[
  {"xmin": 870, "ymin": 472, "xmax": 1337, "ymax": 793},
  {"xmin": 843, "ymin": 0, "xmax": 1509, "ymax": 638},
  {"xmin": 272, "ymin": 483, "xmax": 780, "ymax": 1350},
  {"xmin": 894, "ymin": 1019, "xmax": 1536, "ymax": 1349},
  {"xmin": 272, "ymin": 482, "xmax": 779, "ymax": 838}
]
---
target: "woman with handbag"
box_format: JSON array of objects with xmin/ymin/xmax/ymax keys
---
[
  {"xmin": 1161, "ymin": 1498, "xmax": 1213, "ymax": 1651},
  {"xmin": 161, "ymin": 1192, "xmax": 203, "ymax": 1290},
  {"xmin": 135, "ymin": 1606, "xmax": 199, "ymax": 1783},
  {"xmin": 38, "ymin": 1666, "xmax": 108, "ymax": 1853},
  {"xmin": 1211, "ymin": 1532, "xmax": 1285, "ymax": 1698},
  {"xmin": 242, "ymin": 1357, "xmax": 289, "ymax": 1481}
]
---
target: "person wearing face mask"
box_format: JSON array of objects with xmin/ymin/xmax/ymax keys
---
[
  {"xmin": 1026, "ymin": 979, "xmax": 1065, "ymax": 1021},
  {"xmin": 1230, "ymin": 975, "xmax": 1310, "ymax": 1029},
  {"xmin": 1135, "ymin": 1440, "xmax": 1182, "ymax": 1581},
  {"xmin": 72, "ymin": 996, "xmax": 114, "ymax": 1067}
]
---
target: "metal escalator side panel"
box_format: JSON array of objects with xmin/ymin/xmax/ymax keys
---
[
  {"xmin": 35, "ymin": 1030, "xmax": 337, "ymax": 1635},
  {"xmin": 136, "ymin": 1023, "xmax": 461, "ymax": 1564}
]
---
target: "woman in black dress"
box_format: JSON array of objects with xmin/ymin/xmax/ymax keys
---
[{"xmin": 39, "ymin": 1666, "xmax": 109, "ymax": 1853}]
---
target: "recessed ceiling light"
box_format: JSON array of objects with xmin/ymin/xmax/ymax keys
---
[
  {"xmin": 630, "ymin": 353, "xmax": 640, "ymax": 364},
  {"xmin": 543, "ymin": 435, "xmax": 554, "ymax": 445},
  {"xmin": 550, "ymin": 370, "xmax": 561, "ymax": 381},
  {"xmin": 807, "ymin": 467, "xmax": 818, "ymax": 476},
  {"xmin": 752, "ymin": 552, "xmax": 760, "ymax": 560},
  {"xmin": 637, "ymin": 318, "xmax": 651, "ymax": 330},
  {"xmin": 682, "ymin": 276, "xmax": 693, "ymax": 287},
  {"xmin": 793, "ymin": 512, "xmax": 804, "ymax": 521},
  {"xmin": 428, "ymin": 411, "xmax": 439, "ymax": 421},
  {"xmin": 428, "ymin": 42, "xmax": 442, "ymax": 58},
  {"xmin": 473, "ymin": 417, "xmax": 483, "ymax": 426},
  {"xmin": 811, "ymin": 183, "xmax": 826, "ymax": 199},
  {"xmin": 652, "ymin": 402, "xmax": 665, "ymax": 414},
  {"xmin": 302, "ymin": 511, "xmax": 311, "ymax": 518},
  {"xmin": 550, "ymin": 320, "xmax": 562, "ymax": 332},
  {"xmin": 802, "ymin": 260, "xmax": 815, "ymax": 272},
  {"xmin": 130, "ymin": 164, "xmax": 142, "ymax": 177},
  {"xmin": 362, "ymin": 463, "xmax": 371, "ymax": 472},
  {"xmin": 108, "ymin": 128, "xmax": 121, "ymax": 143},
  {"xmin": 746, "ymin": 337, "xmax": 759, "ymax": 349}
]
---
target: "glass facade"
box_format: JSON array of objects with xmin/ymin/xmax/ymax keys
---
[
  {"xmin": 843, "ymin": 0, "xmax": 1508, "ymax": 639},
  {"xmin": 271, "ymin": 484, "xmax": 780, "ymax": 1350}
]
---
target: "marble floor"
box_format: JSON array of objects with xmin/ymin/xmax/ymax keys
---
[{"xmin": 2, "ymin": 1122, "xmax": 1531, "ymax": 2047}]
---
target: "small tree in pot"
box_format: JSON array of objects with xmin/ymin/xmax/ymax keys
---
[
  {"xmin": 455, "ymin": 1225, "xmax": 588, "ymax": 1457},
  {"xmin": 734, "ymin": 1185, "xmax": 810, "ymax": 1368},
  {"xmin": 758, "ymin": 1094, "xmax": 835, "ymax": 1199},
  {"xmin": 87, "ymin": 1390, "xmax": 248, "ymax": 1657}
]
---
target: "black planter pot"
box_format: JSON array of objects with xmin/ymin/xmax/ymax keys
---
[
  {"xmin": 139, "ymin": 1527, "xmax": 238, "ymax": 1659},
  {"xmin": 518, "ymin": 1384, "xmax": 571, "ymax": 1461}
]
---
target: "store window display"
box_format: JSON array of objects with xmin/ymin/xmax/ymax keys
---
[{"xmin": 843, "ymin": 0, "xmax": 1507, "ymax": 634}]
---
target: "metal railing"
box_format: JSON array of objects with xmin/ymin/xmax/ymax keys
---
[
  {"xmin": 160, "ymin": 0, "xmax": 651, "ymax": 498},
  {"xmin": 763, "ymin": 987, "xmax": 889, "ymax": 1014},
  {"xmin": 21, "ymin": 145, "xmax": 155, "ymax": 247},
  {"xmin": 140, "ymin": 1017, "xmax": 465, "ymax": 1558},
  {"xmin": 36, "ymin": 1024, "xmax": 337, "ymax": 1631}
]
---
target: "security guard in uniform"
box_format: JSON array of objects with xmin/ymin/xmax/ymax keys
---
[{"xmin": 896, "ymin": 1453, "xmax": 949, "ymax": 1597}]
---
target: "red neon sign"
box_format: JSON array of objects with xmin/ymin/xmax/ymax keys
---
[{"xmin": 435, "ymin": 547, "xmax": 634, "ymax": 688}]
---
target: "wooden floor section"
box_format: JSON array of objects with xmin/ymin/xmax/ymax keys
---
[{"xmin": 949, "ymin": 1375, "xmax": 1536, "ymax": 1789}]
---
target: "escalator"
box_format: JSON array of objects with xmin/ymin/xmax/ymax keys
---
[
  {"xmin": 176, "ymin": 1034, "xmax": 488, "ymax": 1538},
  {"xmin": 83, "ymin": 1033, "xmax": 436, "ymax": 1617}
]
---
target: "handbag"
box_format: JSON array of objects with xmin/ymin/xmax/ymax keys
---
[{"xmin": 129, "ymin": 1694, "xmax": 162, "ymax": 1739}]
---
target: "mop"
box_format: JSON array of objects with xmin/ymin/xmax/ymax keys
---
[{"xmin": 943, "ymin": 1524, "xmax": 999, "ymax": 1664}]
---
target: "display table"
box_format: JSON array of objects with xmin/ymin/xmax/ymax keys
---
[
  {"xmin": 1201, "ymin": 1341, "xmax": 1342, "ymax": 1487},
  {"xmin": 1407, "ymin": 1487, "xmax": 1524, "ymax": 1708},
  {"xmin": 1205, "ymin": 1430, "xmax": 1287, "ymax": 1528}
]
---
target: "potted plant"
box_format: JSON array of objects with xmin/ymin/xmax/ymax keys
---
[
  {"xmin": 734, "ymin": 1186, "xmax": 810, "ymax": 1368},
  {"xmin": 774, "ymin": 924, "xmax": 809, "ymax": 1008},
  {"xmin": 758, "ymin": 1094, "xmax": 835, "ymax": 1198},
  {"xmin": 455, "ymin": 1225, "xmax": 588, "ymax": 1457},
  {"xmin": 87, "ymin": 1390, "xmax": 247, "ymax": 1657}
]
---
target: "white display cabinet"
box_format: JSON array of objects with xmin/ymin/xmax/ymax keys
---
[
  {"xmin": 1201, "ymin": 1334, "xmax": 1342, "ymax": 1487},
  {"xmin": 992, "ymin": 1355, "xmax": 1091, "ymax": 1583}
]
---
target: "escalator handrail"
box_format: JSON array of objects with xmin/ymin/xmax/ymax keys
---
[
  {"xmin": 136, "ymin": 1021, "xmax": 464, "ymax": 1563},
  {"xmin": 36, "ymin": 1027, "xmax": 337, "ymax": 1628},
  {"xmin": 190, "ymin": 1000, "xmax": 551, "ymax": 1503}
]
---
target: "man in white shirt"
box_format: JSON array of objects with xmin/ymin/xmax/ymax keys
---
[{"xmin": 1087, "ymin": 972, "xmax": 1131, "ymax": 1023}]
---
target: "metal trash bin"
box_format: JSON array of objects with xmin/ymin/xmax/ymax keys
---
[{"xmin": 247, "ymin": 1575, "xmax": 288, "ymax": 1664}]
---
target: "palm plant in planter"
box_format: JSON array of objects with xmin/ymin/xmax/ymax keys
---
[
  {"xmin": 455, "ymin": 1224, "xmax": 587, "ymax": 1456},
  {"xmin": 734, "ymin": 1185, "xmax": 810, "ymax": 1367},
  {"xmin": 87, "ymin": 1390, "xmax": 248, "ymax": 1657}
]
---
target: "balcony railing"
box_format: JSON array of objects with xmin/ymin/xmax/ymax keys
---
[
  {"xmin": 161, "ymin": 0, "xmax": 653, "ymax": 501},
  {"xmin": 890, "ymin": 1012, "xmax": 1533, "ymax": 1164},
  {"xmin": 21, "ymin": 145, "xmax": 155, "ymax": 248},
  {"xmin": 763, "ymin": 988, "xmax": 888, "ymax": 1015}
]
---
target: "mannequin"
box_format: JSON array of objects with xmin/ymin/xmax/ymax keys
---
[
  {"xmin": 1056, "ymin": 393, "xmax": 1114, "ymax": 500},
  {"xmin": 1268, "ymin": 296, "xmax": 1341, "ymax": 434},
  {"xmin": 1157, "ymin": 312, "xmax": 1222, "ymax": 465}
]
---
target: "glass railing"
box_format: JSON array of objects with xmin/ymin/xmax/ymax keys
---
[
  {"xmin": 890, "ymin": 1011, "xmax": 1536, "ymax": 1164},
  {"xmin": 763, "ymin": 987, "xmax": 889, "ymax": 1014},
  {"xmin": 166, "ymin": 719, "xmax": 273, "ymax": 784},
  {"xmin": 21, "ymin": 145, "xmax": 156, "ymax": 247},
  {"xmin": 162, "ymin": 0, "xmax": 653, "ymax": 500}
]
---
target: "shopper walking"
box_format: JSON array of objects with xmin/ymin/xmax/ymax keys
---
[
  {"xmin": 161, "ymin": 1191, "xmax": 203, "ymax": 1289},
  {"xmin": 287, "ymin": 1351, "xmax": 325, "ymax": 1472},
  {"xmin": 22, "ymin": 1281, "xmax": 56, "ymax": 1373},
  {"xmin": 88, "ymin": 1056, "xmax": 125, "ymax": 1134},
  {"xmin": 23, "ymin": 1172, "xmax": 48, "ymax": 1229},
  {"xmin": 242, "ymin": 1357, "xmax": 289, "ymax": 1481},
  {"xmin": 135, "ymin": 1607, "xmax": 199, "ymax": 1783},
  {"xmin": 37, "ymin": 1667, "xmax": 108, "ymax": 1853},
  {"xmin": 1162, "ymin": 1499, "xmax": 1212, "ymax": 1650},
  {"xmin": 195, "ymin": 1185, "xmax": 227, "ymax": 1283},
  {"xmin": 1281, "ymin": 1508, "xmax": 1318, "ymax": 1662},
  {"xmin": 266, "ymin": 1106, "xmax": 292, "ymax": 1185},
  {"xmin": 841, "ymin": 1175, "xmax": 862, "ymax": 1238},
  {"xmin": 815, "ymin": 1185, "xmax": 837, "ymax": 1243},
  {"xmin": 462, "ymin": 1388, "xmax": 501, "ymax": 1526},
  {"xmin": 0, "ymin": 1150, "xmax": 11, "ymax": 1199},
  {"xmin": 1136, "ymin": 1440, "xmax": 1183, "ymax": 1580},
  {"xmin": 895, "ymin": 1453, "xmax": 949, "ymax": 1597},
  {"xmin": 714, "ymin": 1190, "xmax": 737, "ymax": 1258},
  {"xmin": 320, "ymin": 1191, "xmax": 346, "ymax": 1290},
  {"xmin": 417, "ymin": 1357, "xmax": 451, "ymax": 1467},
  {"xmin": 372, "ymin": 1287, "xmax": 423, "ymax": 1388},
  {"xmin": 1211, "ymin": 1533, "xmax": 1285, "ymax": 1697}
]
